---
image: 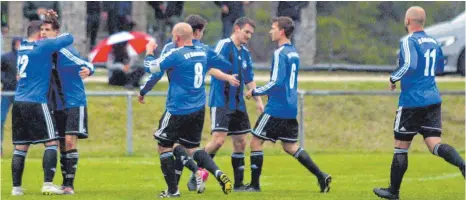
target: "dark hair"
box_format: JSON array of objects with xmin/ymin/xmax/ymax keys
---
[
  {"xmin": 27, "ymin": 20, "xmax": 43, "ymax": 37},
  {"xmin": 43, "ymin": 14, "xmax": 60, "ymax": 30},
  {"xmin": 185, "ymin": 14, "xmax": 207, "ymax": 32},
  {"xmin": 233, "ymin": 17, "xmax": 256, "ymax": 29},
  {"xmin": 272, "ymin": 16, "xmax": 294, "ymax": 39}
]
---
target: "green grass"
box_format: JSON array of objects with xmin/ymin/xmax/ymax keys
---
[
  {"xmin": 0, "ymin": 81, "xmax": 464, "ymax": 199},
  {"xmin": 1, "ymin": 154, "xmax": 464, "ymax": 199}
]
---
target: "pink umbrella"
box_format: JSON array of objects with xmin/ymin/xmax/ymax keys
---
[{"xmin": 88, "ymin": 31, "xmax": 153, "ymax": 63}]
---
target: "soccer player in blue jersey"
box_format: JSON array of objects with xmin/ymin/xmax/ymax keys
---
[
  {"xmin": 142, "ymin": 23, "xmax": 237, "ymax": 198},
  {"xmin": 244, "ymin": 16, "xmax": 331, "ymax": 193},
  {"xmin": 40, "ymin": 12, "xmax": 94, "ymax": 195},
  {"xmin": 140, "ymin": 15, "xmax": 238, "ymax": 194},
  {"xmin": 11, "ymin": 20, "xmax": 74, "ymax": 196},
  {"xmin": 203, "ymin": 17, "xmax": 264, "ymax": 192},
  {"xmin": 373, "ymin": 6, "xmax": 465, "ymax": 200}
]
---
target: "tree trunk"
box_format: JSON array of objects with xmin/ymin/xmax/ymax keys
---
[
  {"xmin": 3, "ymin": 1, "xmax": 24, "ymax": 52},
  {"xmin": 60, "ymin": 1, "xmax": 86, "ymax": 55},
  {"xmin": 295, "ymin": 1, "xmax": 316, "ymax": 65},
  {"xmin": 131, "ymin": 2, "xmax": 147, "ymax": 32}
]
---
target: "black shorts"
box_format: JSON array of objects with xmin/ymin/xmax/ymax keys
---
[
  {"xmin": 251, "ymin": 113, "xmax": 299, "ymax": 143},
  {"xmin": 393, "ymin": 103, "xmax": 442, "ymax": 141},
  {"xmin": 154, "ymin": 108, "xmax": 205, "ymax": 149},
  {"xmin": 12, "ymin": 102, "xmax": 59, "ymax": 145},
  {"xmin": 55, "ymin": 106, "xmax": 89, "ymax": 139},
  {"xmin": 210, "ymin": 107, "xmax": 251, "ymax": 135}
]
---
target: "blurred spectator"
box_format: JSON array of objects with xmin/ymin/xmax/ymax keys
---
[
  {"xmin": 102, "ymin": 1, "xmax": 133, "ymax": 34},
  {"xmin": 214, "ymin": 1, "xmax": 248, "ymax": 38},
  {"xmin": 106, "ymin": 52, "xmax": 145, "ymax": 89},
  {"xmin": 87, "ymin": 1, "xmax": 101, "ymax": 50},
  {"xmin": 23, "ymin": 1, "xmax": 60, "ymax": 21},
  {"xmin": 148, "ymin": 1, "xmax": 184, "ymax": 55},
  {"xmin": 102, "ymin": 1, "xmax": 139, "ymax": 89},
  {"xmin": 277, "ymin": 1, "xmax": 309, "ymax": 43},
  {"xmin": 1, "ymin": 37, "xmax": 21, "ymax": 154},
  {"xmin": 1, "ymin": 2, "xmax": 8, "ymax": 34}
]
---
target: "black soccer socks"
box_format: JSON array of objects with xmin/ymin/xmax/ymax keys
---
[
  {"xmin": 433, "ymin": 143, "xmax": 465, "ymax": 169},
  {"xmin": 12, "ymin": 149, "xmax": 27, "ymax": 187},
  {"xmin": 193, "ymin": 150, "xmax": 220, "ymax": 176},
  {"xmin": 250, "ymin": 151, "xmax": 263, "ymax": 187},
  {"xmin": 43, "ymin": 145, "xmax": 58, "ymax": 183},
  {"xmin": 232, "ymin": 152, "xmax": 245, "ymax": 187},
  {"xmin": 390, "ymin": 148, "xmax": 408, "ymax": 192},
  {"xmin": 60, "ymin": 151, "xmax": 67, "ymax": 185},
  {"xmin": 294, "ymin": 147, "xmax": 324, "ymax": 179},
  {"xmin": 174, "ymin": 145, "xmax": 199, "ymax": 173},
  {"xmin": 64, "ymin": 149, "xmax": 79, "ymax": 188},
  {"xmin": 160, "ymin": 152, "xmax": 178, "ymax": 194}
]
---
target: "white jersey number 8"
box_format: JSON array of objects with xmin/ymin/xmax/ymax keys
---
[{"xmin": 194, "ymin": 62, "xmax": 203, "ymax": 88}]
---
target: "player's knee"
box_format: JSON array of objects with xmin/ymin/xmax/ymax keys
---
[
  {"xmin": 173, "ymin": 145, "xmax": 186, "ymax": 157},
  {"xmin": 250, "ymin": 137, "xmax": 263, "ymax": 151},
  {"xmin": 213, "ymin": 137, "xmax": 226, "ymax": 149},
  {"xmin": 14, "ymin": 145, "xmax": 29, "ymax": 152},
  {"xmin": 282, "ymin": 143, "xmax": 299, "ymax": 155},
  {"xmin": 233, "ymin": 138, "xmax": 246, "ymax": 149}
]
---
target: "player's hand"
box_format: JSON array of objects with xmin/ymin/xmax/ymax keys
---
[
  {"xmin": 138, "ymin": 94, "xmax": 145, "ymax": 104},
  {"xmin": 123, "ymin": 64, "xmax": 130, "ymax": 73},
  {"xmin": 255, "ymin": 99, "xmax": 264, "ymax": 113},
  {"xmin": 146, "ymin": 39, "xmax": 157, "ymax": 56},
  {"xmin": 16, "ymin": 74, "xmax": 20, "ymax": 81},
  {"xmin": 222, "ymin": 5, "xmax": 229, "ymax": 14},
  {"xmin": 245, "ymin": 89, "xmax": 253, "ymax": 100},
  {"xmin": 79, "ymin": 67, "xmax": 91, "ymax": 79},
  {"xmin": 46, "ymin": 9, "xmax": 58, "ymax": 18},
  {"xmin": 389, "ymin": 82, "xmax": 396, "ymax": 91},
  {"xmin": 37, "ymin": 8, "xmax": 47, "ymax": 15},
  {"xmin": 227, "ymin": 74, "xmax": 240, "ymax": 87}
]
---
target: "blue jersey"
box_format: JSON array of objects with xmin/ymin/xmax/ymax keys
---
[
  {"xmin": 143, "ymin": 45, "xmax": 228, "ymax": 115},
  {"xmin": 209, "ymin": 38, "xmax": 255, "ymax": 112},
  {"xmin": 252, "ymin": 43, "xmax": 299, "ymax": 119},
  {"xmin": 140, "ymin": 40, "xmax": 231, "ymax": 96},
  {"xmin": 15, "ymin": 33, "xmax": 74, "ymax": 103},
  {"xmin": 390, "ymin": 31, "xmax": 444, "ymax": 108},
  {"xmin": 48, "ymin": 46, "xmax": 95, "ymax": 110}
]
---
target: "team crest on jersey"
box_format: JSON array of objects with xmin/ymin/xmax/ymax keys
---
[{"xmin": 242, "ymin": 60, "xmax": 247, "ymax": 69}]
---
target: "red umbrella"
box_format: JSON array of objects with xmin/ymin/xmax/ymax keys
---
[{"xmin": 88, "ymin": 31, "xmax": 153, "ymax": 63}]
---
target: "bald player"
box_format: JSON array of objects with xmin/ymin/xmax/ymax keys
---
[
  {"xmin": 143, "ymin": 23, "xmax": 234, "ymax": 198},
  {"xmin": 373, "ymin": 6, "xmax": 465, "ymax": 200}
]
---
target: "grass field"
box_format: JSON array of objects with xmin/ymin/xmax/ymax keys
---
[
  {"xmin": 1, "ymin": 81, "xmax": 464, "ymax": 199},
  {"xmin": 1, "ymin": 154, "xmax": 464, "ymax": 199}
]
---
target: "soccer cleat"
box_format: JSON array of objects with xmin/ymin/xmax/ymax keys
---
[
  {"xmin": 233, "ymin": 184, "xmax": 247, "ymax": 192},
  {"xmin": 195, "ymin": 168, "xmax": 209, "ymax": 193},
  {"xmin": 42, "ymin": 182, "xmax": 64, "ymax": 195},
  {"xmin": 11, "ymin": 187, "xmax": 25, "ymax": 196},
  {"xmin": 244, "ymin": 184, "xmax": 261, "ymax": 192},
  {"xmin": 318, "ymin": 174, "xmax": 332, "ymax": 193},
  {"xmin": 373, "ymin": 188, "xmax": 400, "ymax": 200},
  {"xmin": 159, "ymin": 190, "xmax": 180, "ymax": 198},
  {"xmin": 187, "ymin": 173, "xmax": 197, "ymax": 192},
  {"xmin": 216, "ymin": 172, "xmax": 232, "ymax": 195},
  {"xmin": 63, "ymin": 187, "xmax": 75, "ymax": 195}
]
